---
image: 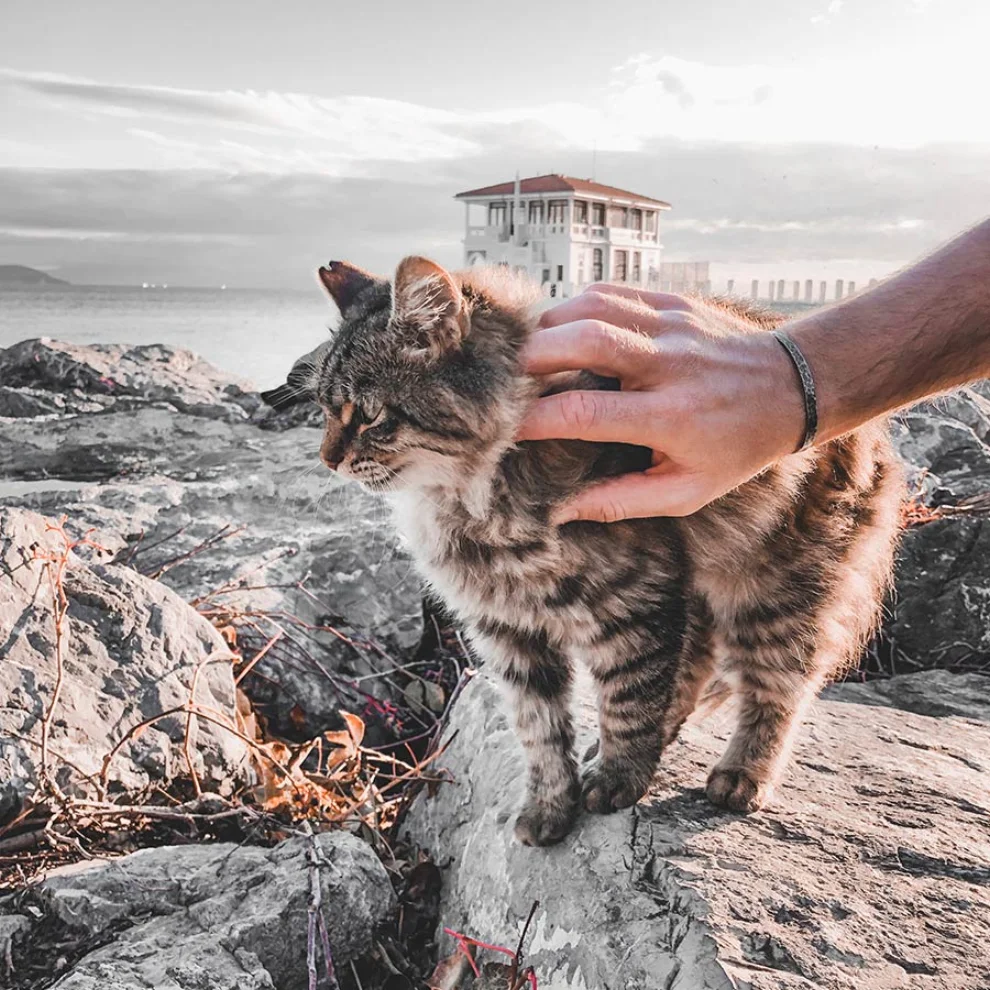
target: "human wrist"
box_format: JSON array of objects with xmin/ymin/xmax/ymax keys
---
[{"xmin": 737, "ymin": 331, "xmax": 808, "ymax": 460}]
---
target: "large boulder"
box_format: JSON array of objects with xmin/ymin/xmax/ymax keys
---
[
  {"xmin": 406, "ymin": 672, "xmax": 990, "ymax": 990},
  {"xmin": 823, "ymin": 669, "xmax": 990, "ymax": 720},
  {"xmin": 886, "ymin": 386, "xmax": 990, "ymax": 674},
  {"xmin": 0, "ymin": 337, "xmax": 259, "ymax": 421},
  {"xmin": 0, "ymin": 831, "xmax": 395, "ymax": 990},
  {"xmin": 0, "ymin": 507, "xmax": 249, "ymax": 821},
  {"xmin": 0, "ymin": 340, "xmax": 424, "ymax": 741}
]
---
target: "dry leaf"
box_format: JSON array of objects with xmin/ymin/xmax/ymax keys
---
[{"xmin": 341, "ymin": 710, "xmax": 366, "ymax": 746}]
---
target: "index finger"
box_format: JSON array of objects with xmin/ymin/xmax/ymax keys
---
[
  {"xmin": 538, "ymin": 288, "xmax": 691, "ymax": 332},
  {"xmin": 580, "ymin": 282, "xmax": 695, "ymax": 312},
  {"xmin": 522, "ymin": 320, "xmax": 658, "ymax": 378}
]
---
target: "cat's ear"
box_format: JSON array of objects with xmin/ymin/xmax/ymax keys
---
[
  {"xmin": 392, "ymin": 256, "xmax": 467, "ymax": 360},
  {"xmin": 318, "ymin": 261, "xmax": 378, "ymax": 315}
]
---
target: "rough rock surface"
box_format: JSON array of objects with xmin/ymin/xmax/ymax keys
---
[
  {"xmin": 3, "ymin": 831, "xmax": 395, "ymax": 990},
  {"xmin": 406, "ymin": 672, "xmax": 990, "ymax": 990},
  {"xmin": 0, "ymin": 337, "xmax": 259, "ymax": 422},
  {"xmin": 0, "ymin": 339, "xmax": 423, "ymax": 739},
  {"xmin": 886, "ymin": 386, "xmax": 990, "ymax": 674},
  {"xmin": 824, "ymin": 669, "xmax": 990, "ymax": 720},
  {"xmin": 0, "ymin": 507, "xmax": 249, "ymax": 822}
]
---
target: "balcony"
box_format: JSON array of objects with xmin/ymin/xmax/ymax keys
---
[
  {"xmin": 466, "ymin": 224, "xmax": 513, "ymax": 243},
  {"xmin": 467, "ymin": 223, "xmax": 661, "ymax": 245}
]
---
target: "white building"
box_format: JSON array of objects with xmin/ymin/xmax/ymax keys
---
[{"xmin": 456, "ymin": 173, "xmax": 671, "ymax": 298}]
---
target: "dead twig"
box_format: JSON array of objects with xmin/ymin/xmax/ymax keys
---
[
  {"xmin": 306, "ymin": 829, "xmax": 341, "ymax": 990},
  {"xmin": 144, "ymin": 524, "xmax": 245, "ymax": 580},
  {"xmin": 235, "ymin": 631, "xmax": 283, "ymax": 685},
  {"xmin": 31, "ymin": 516, "xmax": 107, "ymax": 795}
]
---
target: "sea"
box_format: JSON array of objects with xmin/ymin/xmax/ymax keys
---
[
  {"xmin": 0, "ymin": 285, "xmax": 334, "ymax": 390},
  {"xmin": 0, "ymin": 268, "xmax": 893, "ymax": 391}
]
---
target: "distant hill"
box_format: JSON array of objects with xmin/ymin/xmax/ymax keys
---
[{"xmin": 0, "ymin": 265, "xmax": 70, "ymax": 287}]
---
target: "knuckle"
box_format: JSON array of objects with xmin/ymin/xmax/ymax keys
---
[
  {"xmin": 584, "ymin": 282, "xmax": 616, "ymax": 298},
  {"xmin": 576, "ymin": 319, "xmax": 613, "ymax": 358},
  {"xmin": 561, "ymin": 292, "xmax": 610, "ymax": 324},
  {"xmin": 560, "ymin": 389, "xmax": 603, "ymax": 431},
  {"xmin": 598, "ymin": 499, "xmax": 627, "ymax": 524}
]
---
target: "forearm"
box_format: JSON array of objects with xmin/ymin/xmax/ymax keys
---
[{"xmin": 786, "ymin": 218, "xmax": 990, "ymax": 442}]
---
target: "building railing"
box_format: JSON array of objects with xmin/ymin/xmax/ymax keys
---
[{"xmin": 465, "ymin": 223, "xmax": 663, "ymax": 244}]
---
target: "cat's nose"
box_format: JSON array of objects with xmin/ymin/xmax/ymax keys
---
[{"xmin": 321, "ymin": 453, "xmax": 341, "ymax": 471}]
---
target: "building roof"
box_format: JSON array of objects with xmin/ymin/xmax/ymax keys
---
[{"xmin": 454, "ymin": 173, "xmax": 671, "ymax": 209}]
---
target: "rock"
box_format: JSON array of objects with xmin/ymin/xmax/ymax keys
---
[
  {"xmin": 0, "ymin": 507, "xmax": 249, "ymax": 822},
  {"xmin": 0, "ymin": 340, "xmax": 423, "ymax": 741},
  {"xmin": 885, "ymin": 389, "xmax": 990, "ymax": 674},
  {"xmin": 3, "ymin": 831, "xmax": 394, "ymax": 990},
  {"xmin": 885, "ymin": 514, "xmax": 990, "ymax": 674},
  {"xmin": 913, "ymin": 388, "xmax": 990, "ymax": 440},
  {"xmin": 893, "ymin": 411, "xmax": 990, "ymax": 502},
  {"xmin": 0, "ymin": 338, "xmax": 259, "ymax": 421},
  {"xmin": 823, "ymin": 670, "xmax": 990, "ymax": 720},
  {"xmin": 0, "ymin": 385, "xmax": 73, "ymax": 418},
  {"xmin": 406, "ymin": 671, "xmax": 990, "ymax": 989},
  {"xmin": 0, "ymin": 914, "xmax": 30, "ymax": 963}
]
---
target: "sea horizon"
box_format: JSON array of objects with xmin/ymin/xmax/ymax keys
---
[{"xmin": 0, "ymin": 282, "xmax": 334, "ymax": 388}]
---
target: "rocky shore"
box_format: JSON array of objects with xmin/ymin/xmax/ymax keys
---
[{"xmin": 0, "ymin": 337, "xmax": 988, "ymax": 989}]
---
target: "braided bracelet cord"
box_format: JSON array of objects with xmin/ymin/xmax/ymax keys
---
[{"xmin": 770, "ymin": 330, "xmax": 819, "ymax": 451}]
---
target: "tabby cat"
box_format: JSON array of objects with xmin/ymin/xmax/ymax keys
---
[{"xmin": 289, "ymin": 256, "xmax": 902, "ymax": 846}]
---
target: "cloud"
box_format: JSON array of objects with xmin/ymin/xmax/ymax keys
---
[
  {"xmin": 602, "ymin": 53, "xmax": 990, "ymax": 148},
  {"xmin": 4, "ymin": 47, "xmax": 990, "ymax": 181},
  {"xmin": 812, "ymin": 0, "xmax": 844, "ymax": 23},
  {"xmin": 0, "ymin": 69, "xmax": 481, "ymax": 167},
  {"xmin": 2, "ymin": 137, "xmax": 988, "ymax": 287}
]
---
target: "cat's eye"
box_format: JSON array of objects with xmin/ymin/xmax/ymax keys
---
[{"xmin": 361, "ymin": 400, "xmax": 386, "ymax": 428}]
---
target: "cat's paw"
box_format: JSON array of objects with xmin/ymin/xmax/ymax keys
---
[
  {"xmin": 706, "ymin": 766, "xmax": 772, "ymax": 813},
  {"xmin": 581, "ymin": 760, "xmax": 649, "ymax": 814},
  {"xmin": 513, "ymin": 795, "xmax": 578, "ymax": 846}
]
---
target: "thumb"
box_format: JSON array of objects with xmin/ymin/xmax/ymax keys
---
[{"xmin": 552, "ymin": 471, "xmax": 707, "ymax": 523}]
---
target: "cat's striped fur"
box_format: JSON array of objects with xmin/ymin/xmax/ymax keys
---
[{"xmin": 305, "ymin": 256, "xmax": 903, "ymax": 846}]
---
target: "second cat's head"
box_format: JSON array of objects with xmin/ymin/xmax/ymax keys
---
[{"xmin": 306, "ymin": 256, "xmax": 535, "ymax": 493}]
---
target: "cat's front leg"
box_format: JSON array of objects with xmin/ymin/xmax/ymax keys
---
[
  {"xmin": 470, "ymin": 619, "xmax": 579, "ymax": 846},
  {"xmin": 582, "ymin": 605, "xmax": 688, "ymax": 814}
]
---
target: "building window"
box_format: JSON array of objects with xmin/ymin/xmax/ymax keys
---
[
  {"xmin": 573, "ymin": 200, "xmax": 588, "ymax": 223},
  {"xmin": 644, "ymin": 211, "xmax": 657, "ymax": 233},
  {"xmin": 489, "ymin": 202, "xmax": 507, "ymax": 226},
  {"xmin": 592, "ymin": 248, "xmax": 603, "ymax": 281},
  {"xmin": 556, "ymin": 265, "xmax": 564, "ymax": 282},
  {"xmin": 591, "ymin": 202, "xmax": 606, "ymax": 226},
  {"xmin": 630, "ymin": 209, "xmax": 642, "ymax": 231},
  {"xmin": 614, "ymin": 250, "xmax": 628, "ymax": 282},
  {"xmin": 541, "ymin": 268, "xmax": 551, "ymax": 284},
  {"xmin": 547, "ymin": 200, "xmax": 567, "ymax": 224},
  {"xmin": 632, "ymin": 251, "xmax": 641, "ymax": 283},
  {"xmin": 608, "ymin": 206, "xmax": 628, "ymax": 228},
  {"xmin": 528, "ymin": 201, "xmax": 543, "ymax": 224}
]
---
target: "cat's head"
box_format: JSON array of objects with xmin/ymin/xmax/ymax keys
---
[{"xmin": 307, "ymin": 256, "xmax": 535, "ymax": 494}]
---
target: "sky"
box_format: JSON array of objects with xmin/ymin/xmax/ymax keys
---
[{"xmin": 1, "ymin": 0, "xmax": 989, "ymax": 289}]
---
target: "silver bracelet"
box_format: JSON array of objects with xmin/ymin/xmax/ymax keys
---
[{"xmin": 771, "ymin": 330, "xmax": 819, "ymax": 451}]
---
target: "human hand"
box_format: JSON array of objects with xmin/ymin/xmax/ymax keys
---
[{"xmin": 517, "ymin": 285, "xmax": 807, "ymax": 522}]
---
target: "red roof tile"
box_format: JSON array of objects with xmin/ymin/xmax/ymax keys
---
[{"xmin": 455, "ymin": 174, "xmax": 671, "ymax": 208}]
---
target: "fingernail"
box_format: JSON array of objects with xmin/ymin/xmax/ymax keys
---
[{"xmin": 551, "ymin": 506, "xmax": 579, "ymax": 526}]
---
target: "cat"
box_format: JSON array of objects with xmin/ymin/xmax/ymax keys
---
[{"xmin": 286, "ymin": 255, "xmax": 903, "ymax": 846}]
